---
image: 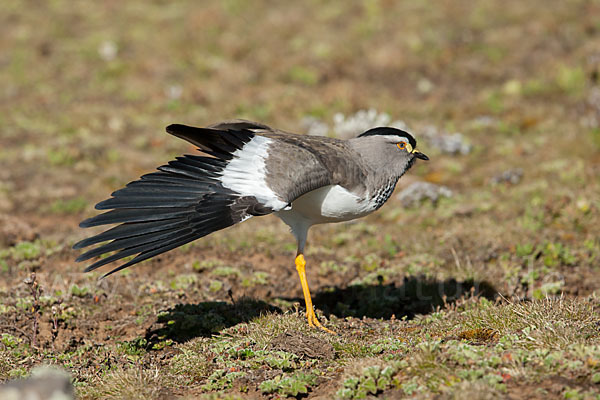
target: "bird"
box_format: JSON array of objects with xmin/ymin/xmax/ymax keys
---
[{"xmin": 74, "ymin": 120, "xmax": 429, "ymax": 333}]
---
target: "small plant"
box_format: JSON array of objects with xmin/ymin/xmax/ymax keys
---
[
  {"xmin": 1, "ymin": 333, "xmax": 22, "ymax": 348},
  {"xmin": 555, "ymin": 65, "xmax": 585, "ymax": 96},
  {"xmin": 152, "ymin": 339, "xmax": 173, "ymax": 350},
  {"xmin": 202, "ymin": 368, "xmax": 246, "ymax": 391},
  {"xmin": 260, "ymin": 351, "xmax": 299, "ymax": 371},
  {"xmin": 120, "ymin": 338, "xmax": 149, "ymax": 357},
  {"xmin": 211, "ymin": 266, "xmax": 241, "ymax": 278},
  {"xmin": 383, "ymin": 234, "xmax": 400, "ymax": 257},
  {"xmin": 192, "ymin": 259, "xmax": 223, "ymax": 272},
  {"xmin": 247, "ymin": 271, "xmax": 269, "ymax": 286},
  {"xmin": 336, "ymin": 363, "xmax": 399, "ymax": 399},
  {"xmin": 169, "ymin": 274, "xmax": 198, "ymax": 290},
  {"xmin": 259, "ymin": 372, "xmax": 316, "ymax": 397},
  {"xmin": 209, "ymin": 280, "xmax": 223, "ymax": 292},
  {"xmin": 287, "ymin": 65, "xmax": 319, "ymax": 86},
  {"xmin": 542, "ymin": 243, "xmax": 576, "ymax": 267},
  {"xmin": 12, "ymin": 241, "xmax": 43, "ymax": 261},
  {"xmin": 515, "ymin": 243, "xmax": 534, "ymax": 258},
  {"xmin": 70, "ymin": 284, "xmax": 89, "ymax": 298},
  {"xmin": 50, "ymin": 302, "xmax": 62, "ymax": 348},
  {"xmin": 23, "ymin": 272, "xmax": 42, "ymax": 348},
  {"xmin": 361, "ymin": 253, "xmax": 381, "ymax": 272},
  {"xmin": 48, "ymin": 197, "xmax": 87, "ymax": 214},
  {"xmin": 318, "ymin": 261, "xmax": 347, "ymax": 276},
  {"xmin": 533, "ymin": 281, "xmax": 564, "ymax": 300}
]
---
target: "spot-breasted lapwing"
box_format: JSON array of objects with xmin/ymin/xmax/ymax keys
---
[{"xmin": 75, "ymin": 120, "xmax": 429, "ymax": 333}]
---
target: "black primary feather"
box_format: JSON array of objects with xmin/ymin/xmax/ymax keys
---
[{"xmin": 75, "ymin": 125, "xmax": 272, "ymax": 277}]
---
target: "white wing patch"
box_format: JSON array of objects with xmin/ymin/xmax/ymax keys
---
[{"xmin": 220, "ymin": 136, "xmax": 288, "ymax": 211}]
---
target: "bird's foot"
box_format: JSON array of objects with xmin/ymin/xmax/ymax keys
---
[{"xmin": 306, "ymin": 307, "xmax": 336, "ymax": 335}]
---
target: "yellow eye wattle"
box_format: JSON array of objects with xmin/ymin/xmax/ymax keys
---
[{"xmin": 397, "ymin": 142, "xmax": 406, "ymax": 150}]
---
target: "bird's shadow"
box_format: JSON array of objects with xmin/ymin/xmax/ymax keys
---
[
  {"xmin": 144, "ymin": 298, "xmax": 281, "ymax": 344},
  {"xmin": 311, "ymin": 276, "xmax": 497, "ymax": 320},
  {"xmin": 145, "ymin": 276, "xmax": 496, "ymax": 344}
]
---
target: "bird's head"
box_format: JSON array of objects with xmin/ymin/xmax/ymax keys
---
[{"xmin": 354, "ymin": 127, "xmax": 429, "ymax": 177}]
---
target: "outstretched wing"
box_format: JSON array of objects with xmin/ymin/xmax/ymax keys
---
[
  {"xmin": 169, "ymin": 120, "xmax": 368, "ymax": 203},
  {"xmin": 75, "ymin": 120, "xmax": 365, "ymax": 276},
  {"xmin": 75, "ymin": 122, "xmax": 287, "ymax": 277}
]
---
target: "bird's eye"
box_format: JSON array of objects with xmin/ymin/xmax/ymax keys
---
[{"xmin": 396, "ymin": 142, "xmax": 406, "ymax": 150}]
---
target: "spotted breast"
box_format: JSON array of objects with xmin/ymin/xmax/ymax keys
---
[{"xmin": 371, "ymin": 178, "xmax": 400, "ymax": 210}]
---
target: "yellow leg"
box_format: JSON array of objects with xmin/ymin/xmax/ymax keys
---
[{"xmin": 295, "ymin": 254, "xmax": 336, "ymax": 334}]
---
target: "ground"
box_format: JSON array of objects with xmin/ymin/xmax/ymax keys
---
[{"xmin": 1, "ymin": 0, "xmax": 600, "ymax": 399}]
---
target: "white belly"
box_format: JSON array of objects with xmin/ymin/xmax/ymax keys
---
[
  {"xmin": 275, "ymin": 185, "xmax": 377, "ymax": 252},
  {"xmin": 276, "ymin": 185, "xmax": 374, "ymax": 226}
]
